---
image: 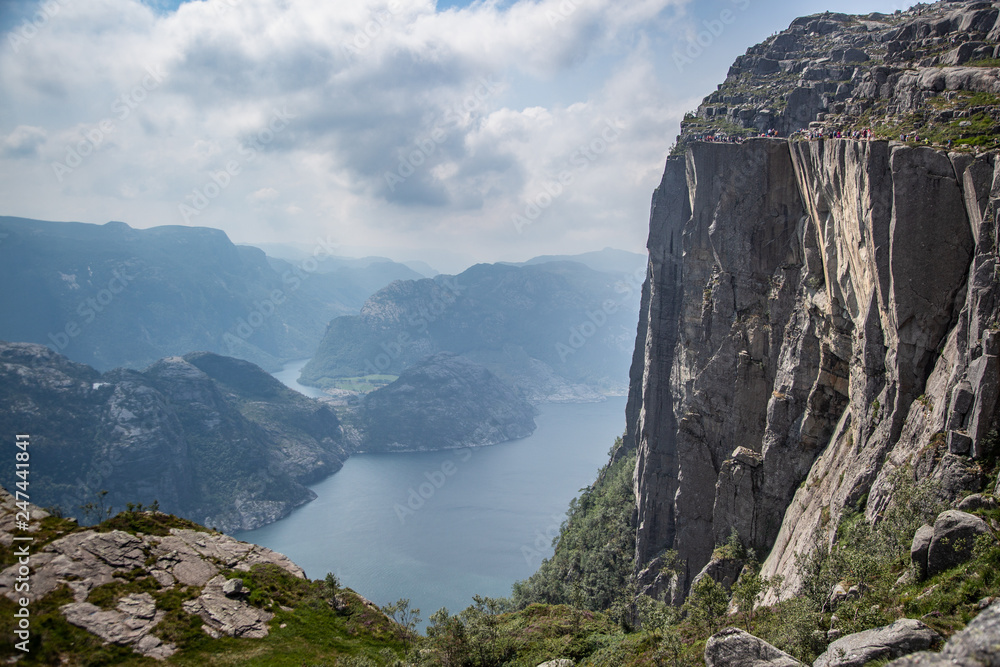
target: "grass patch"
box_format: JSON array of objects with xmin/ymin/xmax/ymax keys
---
[{"xmin": 97, "ymin": 509, "xmax": 211, "ymax": 537}]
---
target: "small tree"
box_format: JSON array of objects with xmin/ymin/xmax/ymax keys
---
[
  {"xmin": 381, "ymin": 598, "xmax": 421, "ymax": 645},
  {"xmin": 425, "ymin": 607, "xmax": 469, "ymax": 667},
  {"xmin": 79, "ymin": 489, "xmax": 113, "ymax": 525},
  {"xmin": 683, "ymin": 575, "xmax": 729, "ymax": 635},
  {"xmin": 730, "ymin": 560, "xmax": 781, "ymax": 634},
  {"xmin": 323, "ymin": 572, "xmax": 340, "ymax": 599}
]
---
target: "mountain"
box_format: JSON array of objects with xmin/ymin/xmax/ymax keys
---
[
  {"xmin": 0, "ymin": 342, "xmax": 348, "ymax": 532},
  {"xmin": 0, "ymin": 217, "xmax": 412, "ymax": 372},
  {"xmin": 514, "ymin": 248, "xmax": 647, "ymax": 277},
  {"xmin": 619, "ymin": 0, "xmax": 1000, "ymax": 608},
  {"xmin": 357, "ymin": 353, "xmax": 536, "ymax": 452},
  {"xmin": 265, "ymin": 255, "xmax": 426, "ymax": 315},
  {"xmin": 300, "ymin": 261, "xmax": 641, "ymax": 401}
]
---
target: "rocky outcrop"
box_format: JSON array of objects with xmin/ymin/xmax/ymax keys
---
[
  {"xmin": 813, "ymin": 619, "xmax": 941, "ymax": 667},
  {"xmin": 704, "ymin": 627, "xmax": 806, "ymax": 667},
  {"xmin": 926, "ymin": 510, "xmax": 989, "ymax": 577},
  {"xmin": 678, "ymin": 2, "xmax": 1000, "ymax": 147},
  {"xmin": 0, "ymin": 487, "xmax": 305, "ymax": 660},
  {"xmin": 0, "ymin": 343, "xmax": 349, "ymax": 532},
  {"xmin": 629, "ymin": 15, "xmax": 1000, "ymax": 599},
  {"xmin": 182, "ymin": 575, "xmax": 274, "ymax": 639},
  {"xmin": 359, "ymin": 353, "xmax": 536, "ymax": 452},
  {"xmin": 62, "ymin": 593, "xmax": 176, "ymax": 660},
  {"xmin": 885, "ymin": 599, "xmax": 1000, "ymax": 666}
]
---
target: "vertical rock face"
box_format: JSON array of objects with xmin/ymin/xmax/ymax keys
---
[{"xmin": 628, "ymin": 136, "xmax": 1000, "ymax": 599}]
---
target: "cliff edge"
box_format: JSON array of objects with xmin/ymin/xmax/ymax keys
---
[{"xmin": 627, "ymin": 0, "xmax": 1000, "ymax": 603}]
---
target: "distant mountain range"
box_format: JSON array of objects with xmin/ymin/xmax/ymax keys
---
[
  {"xmin": 0, "ymin": 217, "xmax": 423, "ymax": 372},
  {"xmin": 300, "ymin": 257, "xmax": 643, "ymax": 401}
]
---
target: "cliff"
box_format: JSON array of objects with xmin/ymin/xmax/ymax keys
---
[
  {"xmin": 0, "ymin": 343, "xmax": 349, "ymax": 532},
  {"xmin": 627, "ymin": 0, "xmax": 1000, "ymax": 603}
]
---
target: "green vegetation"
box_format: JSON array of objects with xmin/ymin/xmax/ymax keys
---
[
  {"xmin": 511, "ymin": 446, "xmax": 637, "ymax": 613},
  {"xmin": 96, "ymin": 505, "xmax": 210, "ymax": 537}
]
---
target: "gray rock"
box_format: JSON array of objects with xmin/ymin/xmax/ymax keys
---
[
  {"xmin": 705, "ymin": 627, "xmax": 806, "ymax": 666},
  {"xmin": 813, "ymin": 618, "xmax": 940, "ymax": 667},
  {"xmin": 927, "ymin": 510, "xmax": 988, "ymax": 577},
  {"xmin": 536, "ymin": 661, "xmax": 574, "ymax": 667},
  {"xmin": 911, "ymin": 524, "xmax": 934, "ymax": 580},
  {"xmin": 693, "ymin": 557, "xmax": 745, "ymax": 592},
  {"xmin": 955, "ymin": 494, "xmax": 999, "ymax": 513},
  {"xmin": 948, "ymin": 431, "xmax": 973, "ymax": 455},
  {"xmin": 222, "ymin": 578, "xmax": 244, "ymax": 597},
  {"xmin": 885, "ymin": 600, "xmax": 1000, "ymax": 666},
  {"xmin": 183, "ymin": 575, "xmax": 273, "ymax": 639},
  {"xmin": 61, "ymin": 593, "xmax": 176, "ymax": 659}
]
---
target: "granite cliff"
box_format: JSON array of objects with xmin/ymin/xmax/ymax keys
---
[{"xmin": 626, "ymin": 0, "xmax": 1000, "ymax": 605}]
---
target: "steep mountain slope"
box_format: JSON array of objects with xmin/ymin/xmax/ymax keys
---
[
  {"xmin": 626, "ymin": 0, "xmax": 1000, "ymax": 604},
  {"xmin": 301, "ymin": 261, "xmax": 640, "ymax": 401},
  {"xmin": 0, "ymin": 343, "xmax": 348, "ymax": 532}
]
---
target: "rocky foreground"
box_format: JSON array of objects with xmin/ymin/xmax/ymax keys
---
[{"xmin": 0, "ymin": 487, "xmax": 399, "ymax": 662}]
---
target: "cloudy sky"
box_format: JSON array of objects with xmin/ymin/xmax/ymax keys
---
[{"xmin": 2, "ymin": 0, "xmax": 903, "ymax": 272}]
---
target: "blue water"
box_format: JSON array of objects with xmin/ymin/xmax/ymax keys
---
[{"xmin": 238, "ymin": 366, "xmax": 626, "ymax": 623}]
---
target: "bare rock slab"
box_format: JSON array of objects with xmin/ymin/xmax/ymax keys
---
[
  {"xmin": 705, "ymin": 627, "xmax": 806, "ymax": 666},
  {"xmin": 61, "ymin": 593, "xmax": 176, "ymax": 660},
  {"xmin": 813, "ymin": 618, "xmax": 940, "ymax": 667}
]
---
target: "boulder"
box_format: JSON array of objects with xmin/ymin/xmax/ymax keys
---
[
  {"xmin": 955, "ymin": 494, "xmax": 999, "ymax": 513},
  {"xmin": 223, "ymin": 577, "xmax": 244, "ymax": 598},
  {"xmin": 537, "ymin": 661, "xmax": 574, "ymax": 667},
  {"xmin": 814, "ymin": 619, "xmax": 940, "ymax": 667},
  {"xmin": 911, "ymin": 524, "xmax": 934, "ymax": 580},
  {"xmin": 927, "ymin": 511, "xmax": 988, "ymax": 577},
  {"xmin": 183, "ymin": 575, "xmax": 273, "ymax": 639},
  {"xmin": 693, "ymin": 556, "xmax": 745, "ymax": 592},
  {"xmin": 885, "ymin": 599, "xmax": 1000, "ymax": 665},
  {"xmin": 704, "ymin": 627, "xmax": 806, "ymax": 666}
]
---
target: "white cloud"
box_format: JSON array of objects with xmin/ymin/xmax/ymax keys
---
[
  {"xmin": 0, "ymin": 0, "xmax": 707, "ymax": 268},
  {"xmin": 0, "ymin": 125, "xmax": 47, "ymax": 157}
]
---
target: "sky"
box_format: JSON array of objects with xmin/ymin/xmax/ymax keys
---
[{"xmin": 1, "ymin": 0, "xmax": 907, "ymax": 272}]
